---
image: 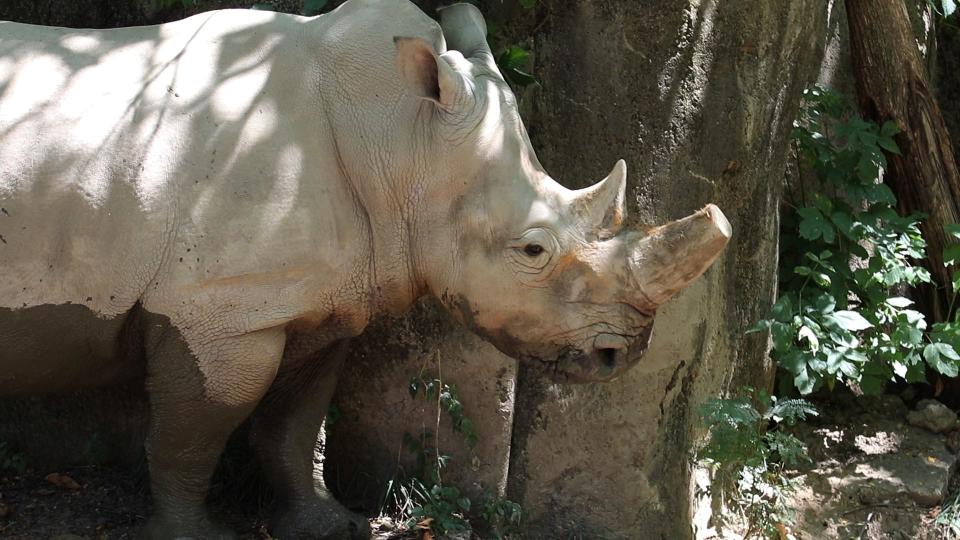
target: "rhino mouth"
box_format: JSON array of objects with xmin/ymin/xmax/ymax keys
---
[{"xmin": 524, "ymin": 324, "xmax": 655, "ymax": 384}]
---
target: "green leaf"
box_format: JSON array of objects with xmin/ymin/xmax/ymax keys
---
[
  {"xmin": 860, "ymin": 376, "xmax": 884, "ymax": 395},
  {"xmin": 797, "ymin": 207, "xmax": 835, "ymax": 243},
  {"xmin": 924, "ymin": 342, "xmax": 960, "ymax": 377},
  {"xmin": 777, "ymin": 350, "xmax": 807, "ymax": 375},
  {"xmin": 811, "ymin": 292, "xmax": 837, "ymax": 314},
  {"xmin": 302, "ymin": 0, "xmax": 328, "ymax": 15},
  {"xmin": 923, "ymin": 342, "xmax": 960, "ymax": 362},
  {"xmin": 880, "ymin": 120, "xmax": 900, "ymax": 138},
  {"xmin": 498, "ymin": 46, "xmax": 531, "ymax": 71},
  {"xmin": 944, "ymin": 244, "xmax": 960, "ymax": 266},
  {"xmin": 798, "ymin": 326, "xmax": 820, "ymax": 352},
  {"xmin": 885, "ymin": 297, "xmax": 914, "ymax": 308},
  {"xmin": 794, "ymin": 368, "xmax": 817, "ymax": 395},
  {"xmin": 862, "ymin": 183, "xmax": 897, "ymax": 205},
  {"xmin": 771, "ymin": 322, "xmax": 795, "ymax": 352},
  {"xmin": 250, "ymin": 2, "xmax": 274, "ymax": 9},
  {"xmin": 943, "ymin": 0, "xmax": 957, "ymax": 16},
  {"xmin": 770, "ymin": 295, "xmax": 794, "ymax": 323},
  {"xmin": 946, "ymin": 223, "xmax": 960, "ymax": 240},
  {"xmin": 747, "ymin": 319, "xmax": 772, "ymax": 334},
  {"xmin": 831, "ymin": 310, "xmax": 873, "ymax": 331},
  {"xmin": 830, "ymin": 211, "xmax": 856, "ymax": 239},
  {"xmin": 504, "ymin": 67, "xmax": 537, "ymax": 88},
  {"xmin": 520, "ymin": 0, "xmax": 537, "ymax": 7},
  {"xmin": 878, "ymin": 137, "xmax": 901, "ymax": 155}
]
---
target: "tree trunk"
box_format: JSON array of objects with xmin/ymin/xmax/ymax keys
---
[{"xmin": 846, "ymin": 0, "xmax": 960, "ymax": 320}]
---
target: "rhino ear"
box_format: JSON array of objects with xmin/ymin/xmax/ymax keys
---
[
  {"xmin": 394, "ymin": 36, "xmax": 462, "ymax": 109},
  {"xmin": 571, "ymin": 160, "xmax": 628, "ymax": 236},
  {"xmin": 438, "ymin": 4, "xmax": 497, "ymax": 71}
]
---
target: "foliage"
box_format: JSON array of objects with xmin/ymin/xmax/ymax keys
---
[
  {"xmin": 929, "ymin": 0, "xmax": 958, "ymax": 18},
  {"xmin": 753, "ymin": 85, "xmax": 960, "ymax": 395},
  {"xmin": 478, "ymin": 492, "xmax": 523, "ymax": 539},
  {"xmin": 485, "ymin": 2, "xmax": 540, "ymax": 91},
  {"xmin": 934, "ymin": 489, "xmax": 960, "ymax": 538},
  {"xmin": 380, "ymin": 365, "xmax": 521, "ymax": 538},
  {"xmin": 0, "ymin": 441, "xmax": 26, "ymax": 473},
  {"xmin": 496, "ymin": 45, "xmax": 537, "ymax": 89},
  {"xmin": 409, "ymin": 372, "xmax": 478, "ymax": 449},
  {"xmin": 696, "ymin": 390, "xmax": 816, "ymax": 539}
]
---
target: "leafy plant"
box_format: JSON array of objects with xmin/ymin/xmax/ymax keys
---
[
  {"xmin": 478, "ymin": 492, "xmax": 523, "ymax": 539},
  {"xmin": 929, "ymin": 0, "xmax": 957, "ymax": 17},
  {"xmin": 496, "ymin": 45, "xmax": 537, "ymax": 88},
  {"xmin": 409, "ymin": 371, "xmax": 478, "ymax": 449},
  {"xmin": 696, "ymin": 390, "xmax": 816, "ymax": 539},
  {"xmin": 380, "ymin": 362, "xmax": 521, "ymax": 538},
  {"xmin": 753, "ymin": 85, "xmax": 960, "ymax": 395},
  {"xmin": 934, "ymin": 489, "xmax": 960, "ymax": 538},
  {"xmin": 0, "ymin": 441, "xmax": 26, "ymax": 473}
]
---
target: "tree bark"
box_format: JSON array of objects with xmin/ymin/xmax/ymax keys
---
[{"xmin": 846, "ymin": 0, "xmax": 960, "ymax": 320}]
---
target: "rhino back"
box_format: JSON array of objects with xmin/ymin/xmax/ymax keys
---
[{"xmin": 0, "ymin": 1, "xmax": 443, "ymax": 347}]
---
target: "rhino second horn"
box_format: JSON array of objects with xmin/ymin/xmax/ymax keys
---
[
  {"xmin": 438, "ymin": 4, "xmax": 494, "ymax": 63},
  {"xmin": 629, "ymin": 204, "xmax": 731, "ymax": 308},
  {"xmin": 571, "ymin": 159, "xmax": 628, "ymax": 235}
]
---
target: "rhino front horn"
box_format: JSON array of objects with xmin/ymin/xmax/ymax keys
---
[{"xmin": 629, "ymin": 204, "xmax": 731, "ymax": 309}]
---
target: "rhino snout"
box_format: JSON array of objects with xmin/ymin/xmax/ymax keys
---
[{"xmin": 551, "ymin": 325, "xmax": 654, "ymax": 383}]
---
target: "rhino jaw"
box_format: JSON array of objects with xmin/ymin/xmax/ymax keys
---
[{"xmin": 629, "ymin": 204, "xmax": 732, "ymax": 310}]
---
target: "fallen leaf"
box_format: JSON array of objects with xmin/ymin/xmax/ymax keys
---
[
  {"xmin": 415, "ymin": 518, "xmax": 433, "ymax": 530},
  {"xmin": 45, "ymin": 472, "xmax": 81, "ymax": 491},
  {"xmin": 776, "ymin": 522, "xmax": 788, "ymax": 540}
]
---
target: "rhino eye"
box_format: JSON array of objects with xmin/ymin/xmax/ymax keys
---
[{"xmin": 523, "ymin": 244, "xmax": 545, "ymax": 257}]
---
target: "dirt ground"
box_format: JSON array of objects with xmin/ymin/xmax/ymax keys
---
[
  {"xmin": 0, "ymin": 463, "xmax": 271, "ymax": 539},
  {"xmin": 0, "ymin": 463, "xmax": 412, "ymax": 540}
]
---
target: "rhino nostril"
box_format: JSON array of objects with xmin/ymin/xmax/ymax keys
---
[{"xmin": 599, "ymin": 348, "xmax": 617, "ymax": 368}]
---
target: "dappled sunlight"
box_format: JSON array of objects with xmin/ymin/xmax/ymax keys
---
[
  {"xmin": 0, "ymin": 8, "xmax": 325, "ymax": 317},
  {"xmin": 257, "ymin": 143, "xmax": 304, "ymax": 239}
]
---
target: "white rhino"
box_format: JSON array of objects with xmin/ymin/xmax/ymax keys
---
[{"xmin": 0, "ymin": 0, "xmax": 730, "ymax": 538}]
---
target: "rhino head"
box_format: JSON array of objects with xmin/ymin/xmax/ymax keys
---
[{"xmin": 393, "ymin": 4, "xmax": 731, "ymax": 383}]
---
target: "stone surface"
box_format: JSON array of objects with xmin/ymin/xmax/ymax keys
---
[
  {"xmin": 907, "ymin": 399, "xmax": 959, "ymax": 434},
  {"xmin": 504, "ymin": 1, "xmax": 831, "ymax": 538},
  {"xmin": 327, "ymin": 300, "xmax": 517, "ymax": 509},
  {"xmin": 785, "ymin": 392, "xmax": 957, "ymax": 540}
]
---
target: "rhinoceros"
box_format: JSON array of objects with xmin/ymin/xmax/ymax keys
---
[{"xmin": 0, "ymin": 0, "xmax": 730, "ymax": 538}]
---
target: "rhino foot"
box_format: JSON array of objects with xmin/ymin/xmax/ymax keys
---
[
  {"xmin": 272, "ymin": 500, "xmax": 370, "ymax": 540},
  {"xmin": 140, "ymin": 514, "xmax": 237, "ymax": 540}
]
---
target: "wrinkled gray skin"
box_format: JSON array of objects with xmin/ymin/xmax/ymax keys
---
[{"xmin": 0, "ymin": 1, "xmax": 730, "ymax": 538}]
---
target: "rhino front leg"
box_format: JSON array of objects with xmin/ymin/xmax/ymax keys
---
[
  {"xmin": 250, "ymin": 340, "xmax": 370, "ymax": 540},
  {"xmin": 141, "ymin": 313, "xmax": 285, "ymax": 540}
]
